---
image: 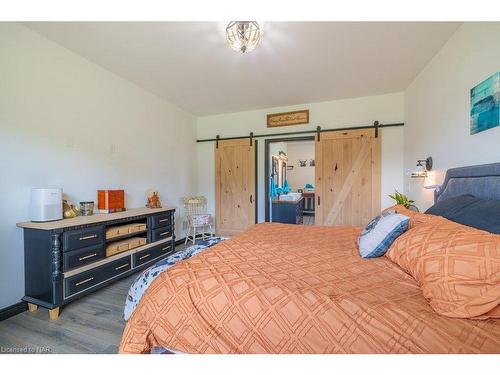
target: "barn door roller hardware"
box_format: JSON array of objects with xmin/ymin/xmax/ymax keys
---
[{"xmin": 197, "ymin": 121, "xmax": 403, "ymax": 143}]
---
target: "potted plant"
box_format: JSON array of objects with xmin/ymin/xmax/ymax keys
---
[{"xmin": 389, "ymin": 190, "xmax": 418, "ymax": 211}]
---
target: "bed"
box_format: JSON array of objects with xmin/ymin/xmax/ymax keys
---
[{"xmin": 119, "ymin": 163, "xmax": 500, "ymax": 354}]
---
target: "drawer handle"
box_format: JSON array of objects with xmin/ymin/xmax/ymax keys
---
[
  {"xmin": 75, "ymin": 277, "xmax": 94, "ymax": 286},
  {"xmin": 159, "ymin": 218, "xmax": 169, "ymax": 223},
  {"xmin": 159, "ymin": 231, "xmax": 169, "ymax": 236},
  {"xmin": 161, "ymin": 246, "xmax": 170, "ymax": 251},
  {"xmin": 115, "ymin": 263, "xmax": 129, "ymax": 271},
  {"xmin": 78, "ymin": 253, "xmax": 97, "ymax": 261},
  {"xmin": 139, "ymin": 254, "xmax": 151, "ymax": 260},
  {"xmin": 79, "ymin": 234, "xmax": 97, "ymax": 241}
]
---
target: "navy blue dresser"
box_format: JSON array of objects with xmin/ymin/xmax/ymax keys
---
[{"xmin": 17, "ymin": 207, "xmax": 175, "ymax": 319}]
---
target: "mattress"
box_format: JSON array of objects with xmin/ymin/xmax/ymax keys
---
[{"xmin": 119, "ymin": 223, "xmax": 500, "ymax": 353}]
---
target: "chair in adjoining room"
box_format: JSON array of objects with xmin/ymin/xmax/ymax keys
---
[{"xmin": 183, "ymin": 196, "xmax": 214, "ymax": 245}]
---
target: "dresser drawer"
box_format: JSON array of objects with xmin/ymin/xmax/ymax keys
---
[
  {"xmin": 151, "ymin": 226, "xmax": 173, "ymax": 242},
  {"xmin": 63, "ymin": 226, "xmax": 104, "ymax": 252},
  {"xmin": 63, "ymin": 244, "xmax": 105, "ymax": 271},
  {"xmin": 64, "ymin": 257, "xmax": 131, "ymax": 298},
  {"xmin": 133, "ymin": 243, "xmax": 172, "ymax": 267},
  {"xmin": 150, "ymin": 212, "xmax": 172, "ymax": 229}
]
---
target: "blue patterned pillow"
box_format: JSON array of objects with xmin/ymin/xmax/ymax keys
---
[{"xmin": 358, "ymin": 211, "xmax": 410, "ymax": 258}]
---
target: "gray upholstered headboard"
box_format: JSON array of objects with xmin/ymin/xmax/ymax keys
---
[{"xmin": 435, "ymin": 162, "xmax": 500, "ymax": 203}]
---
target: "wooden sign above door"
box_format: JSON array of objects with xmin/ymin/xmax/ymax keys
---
[{"xmin": 267, "ymin": 110, "xmax": 309, "ymax": 128}]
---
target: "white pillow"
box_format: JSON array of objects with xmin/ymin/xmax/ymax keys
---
[{"xmin": 358, "ymin": 211, "xmax": 410, "ymax": 258}]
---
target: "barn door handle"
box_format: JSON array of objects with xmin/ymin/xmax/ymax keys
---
[
  {"xmin": 317, "ymin": 196, "xmax": 320, "ymax": 206},
  {"xmin": 250, "ymin": 194, "xmax": 253, "ymax": 203}
]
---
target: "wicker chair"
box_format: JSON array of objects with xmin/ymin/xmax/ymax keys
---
[{"xmin": 183, "ymin": 196, "xmax": 214, "ymax": 245}]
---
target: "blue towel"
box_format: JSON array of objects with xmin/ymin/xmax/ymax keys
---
[
  {"xmin": 305, "ymin": 183, "xmax": 314, "ymax": 189},
  {"xmin": 269, "ymin": 176, "xmax": 277, "ymax": 199},
  {"xmin": 283, "ymin": 180, "xmax": 291, "ymax": 194}
]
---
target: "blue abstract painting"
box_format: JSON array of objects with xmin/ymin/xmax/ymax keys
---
[{"xmin": 470, "ymin": 72, "xmax": 500, "ymax": 135}]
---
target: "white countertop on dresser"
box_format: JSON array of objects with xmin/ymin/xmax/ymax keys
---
[{"xmin": 16, "ymin": 206, "xmax": 176, "ymax": 230}]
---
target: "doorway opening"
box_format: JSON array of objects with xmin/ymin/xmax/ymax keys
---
[{"xmin": 264, "ymin": 136, "xmax": 315, "ymax": 225}]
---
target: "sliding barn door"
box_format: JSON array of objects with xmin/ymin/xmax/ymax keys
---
[
  {"xmin": 315, "ymin": 129, "xmax": 381, "ymax": 226},
  {"xmin": 215, "ymin": 139, "xmax": 256, "ymax": 236}
]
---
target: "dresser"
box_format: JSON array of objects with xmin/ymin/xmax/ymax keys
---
[
  {"xmin": 271, "ymin": 198, "xmax": 304, "ymax": 224},
  {"xmin": 16, "ymin": 207, "xmax": 175, "ymax": 319}
]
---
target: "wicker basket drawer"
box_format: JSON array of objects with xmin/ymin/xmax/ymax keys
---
[
  {"xmin": 106, "ymin": 223, "xmax": 147, "ymax": 240},
  {"xmin": 106, "ymin": 236, "xmax": 146, "ymax": 257}
]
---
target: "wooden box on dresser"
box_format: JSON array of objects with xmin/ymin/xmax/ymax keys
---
[{"xmin": 16, "ymin": 207, "xmax": 175, "ymax": 319}]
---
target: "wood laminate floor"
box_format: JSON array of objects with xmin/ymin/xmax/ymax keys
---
[
  {"xmin": 0, "ymin": 273, "xmax": 136, "ymax": 354},
  {"xmin": 0, "ymin": 244, "xmax": 187, "ymax": 354}
]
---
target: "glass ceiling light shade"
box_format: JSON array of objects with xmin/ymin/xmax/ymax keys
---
[{"xmin": 226, "ymin": 21, "xmax": 263, "ymax": 53}]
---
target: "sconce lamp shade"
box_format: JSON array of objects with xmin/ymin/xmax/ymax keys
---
[
  {"xmin": 423, "ymin": 169, "xmax": 440, "ymax": 192},
  {"xmin": 424, "ymin": 170, "xmax": 436, "ymax": 188},
  {"xmin": 424, "ymin": 184, "xmax": 441, "ymax": 191}
]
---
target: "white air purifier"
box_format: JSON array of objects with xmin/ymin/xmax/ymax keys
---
[{"xmin": 30, "ymin": 188, "xmax": 63, "ymax": 222}]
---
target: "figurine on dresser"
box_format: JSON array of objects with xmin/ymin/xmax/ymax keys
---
[{"xmin": 146, "ymin": 190, "xmax": 162, "ymax": 208}]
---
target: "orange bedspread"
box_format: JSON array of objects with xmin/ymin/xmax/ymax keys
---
[{"xmin": 119, "ymin": 223, "xmax": 500, "ymax": 353}]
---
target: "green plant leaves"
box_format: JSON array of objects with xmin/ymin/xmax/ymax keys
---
[{"xmin": 388, "ymin": 190, "xmax": 414, "ymax": 209}]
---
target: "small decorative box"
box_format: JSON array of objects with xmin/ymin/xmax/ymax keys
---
[{"xmin": 98, "ymin": 189, "xmax": 125, "ymax": 213}]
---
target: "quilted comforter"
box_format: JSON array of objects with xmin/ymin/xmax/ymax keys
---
[
  {"xmin": 119, "ymin": 223, "xmax": 500, "ymax": 353},
  {"xmin": 123, "ymin": 237, "xmax": 225, "ymax": 321}
]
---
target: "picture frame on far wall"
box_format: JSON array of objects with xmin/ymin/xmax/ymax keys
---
[
  {"xmin": 267, "ymin": 109, "xmax": 309, "ymax": 128},
  {"xmin": 470, "ymin": 72, "xmax": 499, "ymax": 135}
]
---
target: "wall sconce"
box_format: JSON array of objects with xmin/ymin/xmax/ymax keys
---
[{"xmin": 411, "ymin": 157, "xmax": 433, "ymax": 178}]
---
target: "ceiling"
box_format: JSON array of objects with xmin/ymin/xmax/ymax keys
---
[{"xmin": 24, "ymin": 22, "xmax": 460, "ymax": 116}]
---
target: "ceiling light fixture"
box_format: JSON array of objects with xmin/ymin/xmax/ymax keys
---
[{"xmin": 226, "ymin": 21, "xmax": 263, "ymax": 53}]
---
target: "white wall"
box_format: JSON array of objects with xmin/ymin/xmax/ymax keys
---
[
  {"xmin": 0, "ymin": 23, "xmax": 197, "ymax": 309},
  {"xmin": 197, "ymin": 92, "xmax": 405, "ymax": 221},
  {"xmin": 404, "ymin": 23, "xmax": 500, "ymax": 210},
  {"xmin": 285, "ymin": 141, "xmax": 315, "ymax": 191}
]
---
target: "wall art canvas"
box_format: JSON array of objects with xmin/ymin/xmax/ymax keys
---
[{"xmin": 470, "ymin": 72, "xmax": 499, "ymax": 135}]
